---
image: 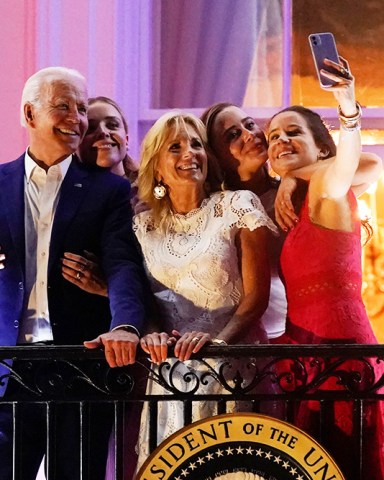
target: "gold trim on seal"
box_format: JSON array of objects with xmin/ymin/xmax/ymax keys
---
[{"xmin": 136, "ymin": 413, "xmax": 345, "ymax": 480}]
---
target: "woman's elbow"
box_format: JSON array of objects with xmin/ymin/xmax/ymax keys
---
[{"xmin": 362, "ymin": 152, "xmax": 383, "ymax": 183}]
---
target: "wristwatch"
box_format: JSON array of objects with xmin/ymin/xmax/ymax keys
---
[{"xmin": 211, "ymin": 338, "xmax": 227, "ymax": 346}]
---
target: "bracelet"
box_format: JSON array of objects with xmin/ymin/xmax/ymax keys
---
[
  {"xmin": 211, "ymin": 338, "xmax": 227, "ymax": 346},
  {"xmin": 338, "ymin": 102, "xmax": 362, "ymax": 131},
  {"xmin": 340, "ymin": 123, "xmax": 361, "ymax": 132}
]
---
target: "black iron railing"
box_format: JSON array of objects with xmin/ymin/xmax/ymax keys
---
[{"xmin": 1, "ymin": 344, "xmax": 383, "ymax": 479}]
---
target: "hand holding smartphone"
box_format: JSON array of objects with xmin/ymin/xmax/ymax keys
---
[{"xmin": 308, "ymin": 33, "xmax": 349, "ymax": 88}]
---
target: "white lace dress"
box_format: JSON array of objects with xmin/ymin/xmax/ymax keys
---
[{"xmin": 133, "ymin": 190, "xmax": 277, "ymax": 467}]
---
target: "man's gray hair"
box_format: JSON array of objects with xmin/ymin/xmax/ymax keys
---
[{"xmin": 20, "ymin": 66, "xmax": 86, "ymax": 127}]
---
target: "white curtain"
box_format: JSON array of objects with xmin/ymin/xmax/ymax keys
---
[
  {"xmin": 243, "ymin": 0, "xmax": 283, "ymax": 107},
  {"xmin": 156, "ymin": 0, "xmax": 283, "ymax": 109}
]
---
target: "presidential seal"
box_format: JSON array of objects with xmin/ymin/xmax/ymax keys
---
[{"xmin": 136, "ymin": 413, "xmax": 345, "ymax": 480}]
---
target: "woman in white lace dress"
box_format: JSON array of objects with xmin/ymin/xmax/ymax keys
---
[{"xmin": 133, "ymin": 111, "xmax": 277, "ymax": 467}]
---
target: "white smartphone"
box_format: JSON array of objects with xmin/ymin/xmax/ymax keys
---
[{"xmin": 308, "ymin": 32, "xmax": 343, "ymax": 88}]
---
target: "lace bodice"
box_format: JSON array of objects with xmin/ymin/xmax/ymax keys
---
[{"xmin": 133, "ymin": 190, "xmax": 277, "ymax": 342}]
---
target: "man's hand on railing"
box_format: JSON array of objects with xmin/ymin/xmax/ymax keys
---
[{"xmin": 84, "ymin": 329, "xmax": 139, "ymax": 367}]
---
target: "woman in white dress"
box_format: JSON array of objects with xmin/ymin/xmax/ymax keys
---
[
  {"xmin": 133, "ymin": 111, "xmax": 277, "ymax": 467},
  {"xmin": 201, "ymin": 103, "xmax": 287, "ymax": 343}
]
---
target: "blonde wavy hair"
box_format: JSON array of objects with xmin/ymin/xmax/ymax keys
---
[{"xmin": 138, "ymin": 110, "xmax": 223, "ymax": 225}]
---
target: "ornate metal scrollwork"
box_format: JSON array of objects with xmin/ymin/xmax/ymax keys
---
[
  {"xmin": 0, "ymin": 345, "xmax": 383, "ymax": 401},
  {"xmin": 1, "ymin": 356, "xmax": 135, "ymax": 400},
  {"xmin": 136, "ymin": 351, "xmax": 384, "ymax": 398}
]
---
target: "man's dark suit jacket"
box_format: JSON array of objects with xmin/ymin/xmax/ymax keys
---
[{"xmin": 0, "ymin": 154, "xmax": 147, "ymax": 394}]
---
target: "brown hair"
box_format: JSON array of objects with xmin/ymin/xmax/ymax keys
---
[
  {"xmin": 201, "ymin": 102, "xmax": 277, "ymax": 190},
  {"xmin": 201, "ymin": 102, "xmax": 235, "ymax": 148}
]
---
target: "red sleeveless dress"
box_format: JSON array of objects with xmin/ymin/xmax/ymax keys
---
[{"xmin": 280, "ymin": 189, "xmax": 384, "ymax": 480}]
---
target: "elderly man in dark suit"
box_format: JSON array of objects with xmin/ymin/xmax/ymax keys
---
[{"xmin": 0, "ymin": 66, "xmax": 147, "ymax": 480}]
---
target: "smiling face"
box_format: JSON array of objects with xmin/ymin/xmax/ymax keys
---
[
  {"xmin": 156, "ymin": 123, "xmax": 208, "ymax": 192},
  {"xmin": 79, "ymin": 100, "xmax": 128, "ymax": 173},
  {"xmin": 267, "ymin": 110, "xmax": 321, "ymax": 177},
  {"xmin": 210, "ymin": 106, "xmax": 268, "ymax": 180},
  {"xmin": 26, "ymin": 77, "xmax": 88, "ymax": 164}
]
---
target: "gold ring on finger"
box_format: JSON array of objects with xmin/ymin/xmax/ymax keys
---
[
  {"xmin": 192, "ymin": 337, "xmax": 200, "ymax": 343},
  {"xmin": 76, "ymin": 271, "xmax": 82, "ymax": 280}
]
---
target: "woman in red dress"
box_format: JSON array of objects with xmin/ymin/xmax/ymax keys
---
[{"xmin": 267, "ymin": 58, "xmax": 384, "ymax": 479}]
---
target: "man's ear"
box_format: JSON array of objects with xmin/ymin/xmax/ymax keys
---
[{"xmin": 24, "ymin": 103, "xmax": 34, "ymax": 125}]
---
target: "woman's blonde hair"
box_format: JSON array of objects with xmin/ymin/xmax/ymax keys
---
[{"xmin": 138, "ymin": 110, "xmax": 223, "ymax": 224}]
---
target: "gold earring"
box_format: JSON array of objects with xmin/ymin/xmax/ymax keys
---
[{"xmin": 153, "ymin": 182, "xmax": 167, "ymax": 199}]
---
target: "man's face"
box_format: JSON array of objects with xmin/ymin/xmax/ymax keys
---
[{"xmin": 28, "ymin": 77, "xmax": 88, "ymax": 163}]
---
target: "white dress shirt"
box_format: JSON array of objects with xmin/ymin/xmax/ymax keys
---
[{"xmin": 18, "ymin": 151, "xmax": 72, "ymax": 344}]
